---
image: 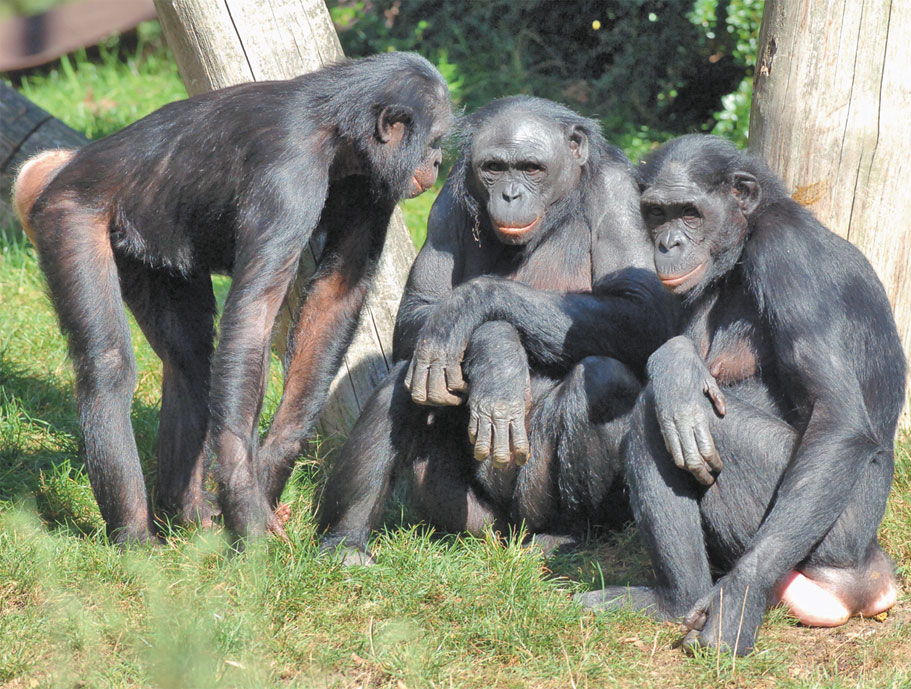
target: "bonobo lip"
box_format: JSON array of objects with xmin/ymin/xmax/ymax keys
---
[
  {"xmin": 494, "ymin": 216, "xmax": 541, "ymax": 236},
  {"xmin": 658, "ymin": 262, "xmax": 707, "ymax": 289},
  {"xmin": 407, "ymin": 175, "xmax": 426, "ymax": 198}
]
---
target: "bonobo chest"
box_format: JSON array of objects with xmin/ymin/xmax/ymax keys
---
[
  {"xmin": 461, "ymin": 221, "xmax": 592, "ymax": 292},
  {"xmin": 682, "ymin": 283, "xmax": 773, "ymax": 388}
]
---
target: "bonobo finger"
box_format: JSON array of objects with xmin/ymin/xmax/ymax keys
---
[
  {"xmin": 473, "ymin": 419, "xmax": 492, "ymax": 461},
  {"xmin": 694, "ymin": 423, "xmax": 723, "ymax": 474},
  {"xmin": 659, "ymin": 417, "xmax": 686, "ymax": 470},
  {"xmin": 683, "ymin": 601, "xmax": 709, "ymax": 632},
  {"xmin": 468, "ymin": 410, "xmax": 479, "ymax": 445},
  {"xmin": 678, "ymin": 421, "xmax": 713, "ymax": 484},
  {"xmin": 510, "ymin": 419, "xmax": 530, "ymax": 466},
  {"xmin": 408, "ymin": 359, "xmax": 430, "ymax": 404},
  {"xmin": 491, "ymin": 405, "xmax": 511, "ymax": 468},
  {"xmin": 445, "ymin": 362, "xmax": 467, "ymax": 393},
  {"xmin": 404, "ymin": 356, "xmax": 416, "ymax": 392},
  {"xmin": 704, "ymin": 377, "xmax": 727, "ymax": 416},
  {"xmin": 425, "ymin": 364, "xmax": 461, "ymax": 405}
]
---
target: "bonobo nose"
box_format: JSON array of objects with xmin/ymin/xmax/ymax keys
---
[{"xmin": 658, "ymin": 228, "xmax": 685, "ymax": 253}]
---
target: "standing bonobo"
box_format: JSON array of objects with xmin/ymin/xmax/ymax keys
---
[
  {"xmin": 319, "ymin": 97, "xmax": 674, "ymax": 561},
  {"xmin": 578, "ymin": 135, "xmax": 906, "ymax": 655},
  {"xmin": 12, "ymin": 53, "xmax": 453, "ymax": 543}
]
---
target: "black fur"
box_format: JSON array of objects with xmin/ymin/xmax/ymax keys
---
[
  {"xmin": 580, "ymin": 134, "xmax": 907, "ymax": 655},
  {"xmin": 318, "ymin": 97, "xmax": 674, "ymax": 555},
  {"xmin": 21, "ymin": 52, "xmax": 453, "ymax": 543}
]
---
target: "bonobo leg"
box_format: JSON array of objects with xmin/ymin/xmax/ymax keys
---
[
  {"xmin": 118, "ymin": 254, "xmax": 217, "ymax": 527},
  {"xmin": 577, "ymin": 383, "xmax": 794, "ymax": 620},
  {"xmin": 31, "ymin": 200, "xmax": 152, "ymax": 543},
  {"xmin": 584, "ymin": 381, "xmax": 897, "ymax": 652},
  {"xmin": 319, "ymin": 361, "xmax": 503, "ymax": 557},
  {"xmin": 507, "ymin": 356, "xmax": 640, "ymax": 534}
]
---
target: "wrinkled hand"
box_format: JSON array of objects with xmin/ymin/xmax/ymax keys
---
[
  {"xmin": 405, "ymin": 294, "xmax": 471, "ymax": 406},
  {"xmin": 648, "ymin": 336, "xmax": 726, "ymax": 485},
  {"xmin": 467, "ymin": 373, "xmax": 532, "ymax": 469},
  {"xmin": 681, "ymin": 573, "xmax": 766, "ymax": 656},
  {"xmin": 405, "ymin": 332, "xmax": 468, "ymax": 406}
]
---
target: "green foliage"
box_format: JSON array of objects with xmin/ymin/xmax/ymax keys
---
[{"xmin": 330, "ymin": 0, "xmax": 764, "ymax": 159}]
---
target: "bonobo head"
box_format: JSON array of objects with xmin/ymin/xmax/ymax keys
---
[
  {"xmin": 317, "ymin": 52, "xmax": 454, "ymax": 201},
  {"xmin": 638, "ymin": 134, "xmax": 785, "ymax": 298},
  {"xmin": 455, "ymin": 96, "xmax": 599, "ymax": 246}
]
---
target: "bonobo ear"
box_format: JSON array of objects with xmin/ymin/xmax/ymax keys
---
[
  {"xmin": 730, "ymin": 171, "xmax": 761, "ymax": 216},
  {"xmin": 568, "ymin": 126, "xmax": 589, "ymax": 166},
  {"xmin": 376, "ymin": 105, "xmax": 412, "ymax": 145}
]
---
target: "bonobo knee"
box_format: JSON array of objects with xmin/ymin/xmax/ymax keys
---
[
  {"xmin": 77, "ymin": 346, "xmax": 137, "ymax": 395},
  {"xmin": 571, "ymin": 356, "xmax": 641, "ymax": 417}
]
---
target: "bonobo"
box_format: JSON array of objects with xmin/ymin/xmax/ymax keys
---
[
  {"xmin": 12, "ymin": 52, "xmax": 453, "ymax": 543},
  {"xmin": 318, "ymin": 96, "xmax": 673, "ymax": 561},
  {"xmin": 577, "ymin": 135, "xmax": 906, "ymax": 655}
]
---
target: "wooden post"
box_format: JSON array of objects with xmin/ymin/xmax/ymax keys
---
[
  {"xmin": 153, "ymin": 0, "xmax": 417, "ymax": 437},
  {"xmin": 750, "ymin": 0, "xmax": 911, "ymax": 421},
  {"xmin": 0, "ymin": 83, "xmax": 87, "ymax": 226}
]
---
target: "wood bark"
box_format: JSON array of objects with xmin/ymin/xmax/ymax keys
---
[
  {"xmin": 153, "ymin": 0, "xmax": 417, "ymax": 437},
  {"xmin": 750, "ymin": 0, "xmax": 911, "ymax": 421}
]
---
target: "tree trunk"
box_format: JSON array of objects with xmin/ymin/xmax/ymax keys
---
[
  {"xmin": 750, "ymin": 0, "xmax": 911, "ymax": 422},
  {"xmin": 153, "ymin": 0, "xmax": 417, "ymax": 437}
]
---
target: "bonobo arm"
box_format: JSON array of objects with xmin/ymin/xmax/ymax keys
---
[
  {"xmin": 681, "ymin": 215, "xmax": 904, "ymax": 654},
  {"xmin": 647, "ymin": 336, "xmax": 726, "ymax": 486},
  {"xmin": 257, "ymin": 178, "xmax": 395, "ymax": 505},
  {"xmin": 405, "ymin": 268, "xmax": 671, "ymax": 403},
  {"xmin": 211, "ymin": 170, "xmax": 329, "ymax": 538},
  {"xmin": 393, "ymin": 184, "xmax": 465, "ymax": 364},
  {"xmin": 461, "ymin": 320, "xmax": 531, "ymax": 468}
]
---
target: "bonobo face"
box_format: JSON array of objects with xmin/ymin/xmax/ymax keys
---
[
  {"xmin": 470, "ymin": 114, "xmax": 587, "ymax": 245},
  {"xmin": 373, "ymin": 78, "xmax": 453, "ymax": 200},
  {"xmin": 641, "ymin": 161, "xmax": 757, "ymax": 296}
]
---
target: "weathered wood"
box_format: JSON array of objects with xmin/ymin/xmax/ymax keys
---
[
  {"xmin": 0, "ymin": 82, "xmax": 87, "ymax": 227},
  {"xmin": 153, "ymin": 0, "xmax": 417, "ymax": 436},
  {"xmin": 750, "ymin": 0, "xmax": 911, "ymax": 421}
]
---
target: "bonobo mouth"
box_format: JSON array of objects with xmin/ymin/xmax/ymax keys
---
[
  {"xmin": 494, "ymin": 216, "xmax": 541, "ymax": 237},
  {"xmin": 407, "ymin": 175, "xmax": 426, "ymax": 198},
  {"xmin": 658, "ymin": 262, "xmax": 707, "ymax": 289}
]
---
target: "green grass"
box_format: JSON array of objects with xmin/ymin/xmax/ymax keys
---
[{"xmin": 2, "ymin": 26, "xmax": 911, "ymax": 689}]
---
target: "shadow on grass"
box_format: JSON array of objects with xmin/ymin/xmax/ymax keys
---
[{"xmin": 0, "ymin": 353, "xmax": 162, "ymax": 536}]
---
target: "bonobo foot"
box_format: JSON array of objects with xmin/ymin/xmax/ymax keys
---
[
  {"xmin": 574, "ymin": 586, "xmax": 668, "ymax": 619},
  {"xmin": 680, "ymin": 575, "xmax": 767, "ymax": 656},
  {"xmin": 525, "ymin": 533, "xmax": 579, "ymax": 558},
  {"xmin": 320, "ymin": 536, "xmax": 376, "ymax": 567}
]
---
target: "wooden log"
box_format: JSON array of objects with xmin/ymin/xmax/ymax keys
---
[
  {"xmin": 153, "ymin": 0, "xmax": 417, "ymax": 437},
  {"xmin": 750, "ymin": 0, "xmax": 911, "ymax": 421},
  {"xmin": 0, "ymin": 82, "xmax": 87, "ymax": 227}
]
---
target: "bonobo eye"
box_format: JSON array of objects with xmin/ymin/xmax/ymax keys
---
[
  {"xmin": 482, "ymin": 161, "xmax": 507, "ymax": 173},
  {"xmin": 682, "ymin": 205, "xmax": 701, "ymax": 221},
  {"xmin": 644, "ymin": 205, "xmax": 666, "ymax": 221},
  {"xmin": 430, "ymin": 137, "xmax": 442, "ymax": 150},
  {"xmin": 520, "ymin": 162, "xmax": 544, "ymax": 174}
]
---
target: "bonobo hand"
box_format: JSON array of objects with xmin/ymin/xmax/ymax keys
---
[
  {"xmin": 681, "ymin": 572, "xmax": 767, "ymax": 656},
  {"xmin": 467, "ymin": 365, "xmax": 532, "ymax": 469},
  {"xmin": 404, "ymin": 294, "xmax": 476, "ymax": 406},
  {"xmin": 648, "ymin": 335, "xmax": 726, "ymax": 485}
]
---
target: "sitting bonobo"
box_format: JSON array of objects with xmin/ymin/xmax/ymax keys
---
[
  {"xmin": 578, "ymin": 135, "xmax": 906, "ymax": 655},
  {"xmin": 318, "ymin": 97, "xmax": 673, "ymax": 562}
]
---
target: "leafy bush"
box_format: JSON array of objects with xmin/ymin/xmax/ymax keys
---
[{"xmin": 330, "ymin": 0, "xmax": 763, "ymax": 159}]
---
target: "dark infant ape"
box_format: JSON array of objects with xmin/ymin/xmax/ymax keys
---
[
  {"xmin": 578, "ymin": 135, "xmax": 906, "ymax": 655},
  {"xmin": 12, "ymin": 52, "xmax": 453, "ymax": 543},
  {"xmin": 318, "ymin": 97, "xmax": 674, "ymax": 559}
]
